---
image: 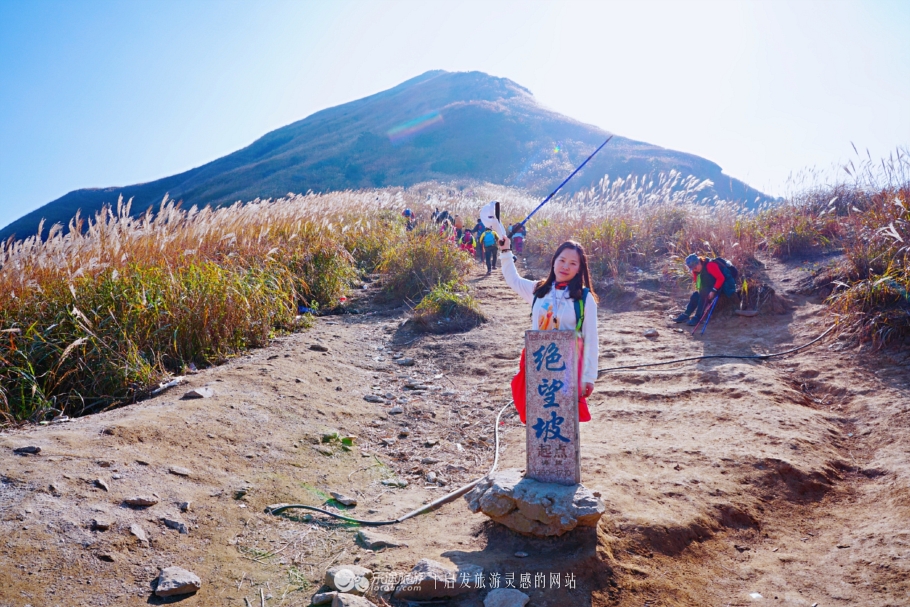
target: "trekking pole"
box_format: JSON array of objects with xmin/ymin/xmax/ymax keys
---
[
  {"xmin": 700, "ymin": 296, "xmax": 719, "ymax": 335},
  {"xmin": 691, "ymin": 296, "xmax": 719, "ymax": 336},
  {"xmin": 518, "ymin": 136, "xmax": 613, "ymax": 227}
]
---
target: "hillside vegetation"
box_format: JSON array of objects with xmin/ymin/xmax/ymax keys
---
[
  {"xmin": 0, "ymin": 70, "xmax": 768, "ymax": 242},
  {"xmin": 1, "ymin": 151, "xmax": 907, "ymax": 424}
]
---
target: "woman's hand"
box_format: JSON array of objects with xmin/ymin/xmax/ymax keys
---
[
  {"xmin": 499, "ymin": 235, "xmax": 511, "ymax": 251},
  {"xmin": 582, "ymin": 382, "xmax": 594, "ymax": 398}
]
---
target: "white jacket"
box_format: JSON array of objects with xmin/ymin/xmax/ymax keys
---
[{"xmin": 501, "ymin": 253, "xmax": 599, "ymax": 384}]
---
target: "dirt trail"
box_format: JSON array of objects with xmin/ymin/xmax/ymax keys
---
[{"xmin": 1, "ymin": 255, "xmax": 908, "ymax": 606}]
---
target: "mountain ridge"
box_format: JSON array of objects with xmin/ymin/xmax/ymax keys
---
[{"xmin": 1, "ymin": 70, "xmax": 767, "ymax": 241}]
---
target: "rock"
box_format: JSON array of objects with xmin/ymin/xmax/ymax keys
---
[
  {"xmin": 395, "ymin": 358, "xmax": 415, "ymax": 366},
  {"xmin": 13, "ymin": 445, "xmax": 40, "ymax": 455},
  {"xmin": 311, "ymin": 591, "xmax": 338, "ymax": 605},
  {"xmin": 381, "ymin": 479, "xmax": 408, "ymax": 488},
  {"xmin": 310, "ymin": 343, "xmax": 330, "ymax": 352},
  {"xmin": 393, "ymin": 558, "xmax": 483, "ymax": 600},
  {"xmin": 124, "ymin": 495, "xmax": 158, "ymax": 507},
  {"xmin": 182, "ymin": 387, "xmax": 214, "ymax": 399},
  {"xmin": 356, "ymin": 529, "xmax": 405, "ymax": 549},
  {"xmin": 95, "ymin": 551, "xmax": 117, "ymax": 563},
  {"xmin": 331, "ymin": 492, "xmax": 357, "ymax": 507},
  {"xmin": 425, "ymin": 438, "xmax": 440, "ymax": 447},
  {"xmin": 484, "ymin": 588, "xmax": 531, "ymax": 607},
  {"xmin": 154, "ymin": 566, "xmax": 201, "ymax": 597},
  {"xmin": 363, "ymin": 394, "xmax": 385, "ymax": 403},
  {"xmin": 310, "ymin": 590, "xmax": 338, "ymax": 605},
  {"xmin": 426, "ymin": 471, "xmax": 438, "ymax": 483},
  {"xmin": 179, "ymin": 501, "xmax": 191, "ymax": 512},
  {"xmin": 91, "ymin": 518, "xmax": 112, "ymax": 531},
  {"xmin": 464, "ymin": 468, "xmax": 605, "ymax": 537},
  {"xmin": 404, "ymin": 382, "xmax": 429, "ymax": 390},
  {"xmin": 130, "ymin": 523, "xmax": 149, "ymax": 546},
  {"xmin": 169, "ymin": 466, "xmax": 191, "ymax": 477},
  {"xmin": 643, "ymin": 328, "xmax": 659, "ymax": 338},
  {"xmin": 94, "ymin": 478, "xmax": 110, "ymax": 491},
  {"xmin": 389, "ymin": 406, "xmax": 404, "ymax": 415},
  {"xmin": 421, "ymin": 457, "xmax": 440, "ymax": 464},
  {"xmin": 324, "ymin": 564, "xmax": 372, "ymax": 594},
  {"xmin": 380, "ymin": 438, "xmax": 397, "ymax": 446},
  {"xmin": 162, "ymin": 517, "xmax": 189, "ymax": 534},
  {"xmin": 514, "ymin": 551, "xmax": 528, "ymax": 558},
  {"xmin": 332, "ymin": 595, "xmax": 377, "ymax": 607},
  {"xmin": 315, "ymin": 445, "xmax": 334, "ymax": 456}
]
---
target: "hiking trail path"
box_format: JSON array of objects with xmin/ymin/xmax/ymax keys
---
[{"xmin": 1, "ymin": 254, "xmax": 908, "ymax": 606}]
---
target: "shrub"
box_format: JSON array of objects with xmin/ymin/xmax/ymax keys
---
[
  {"xmin": 412, "ymin": 280, "xmax": 486, "ymax": 333},
  {"xmin": 378, "ymin": 231, "xmax": 473, "ymax": 301}
]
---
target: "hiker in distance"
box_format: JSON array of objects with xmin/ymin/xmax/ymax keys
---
[
  {"xmin": 499, "ymin": 236, "xmax": 599, "ymax": 421},
  {"xmin": 673, "ymin": 253, "xmax": 738, "ymax": 326}
]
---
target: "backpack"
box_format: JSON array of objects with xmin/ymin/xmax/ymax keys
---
[
  {"xmin": 482, "ymin": 230, "xmax": 497, "ymax": 247},
  {"xmin": 710, "ymin": 257, "xmax": 739, "ymax": 295},
  {"xmin": 531, "ymin": 287, "xmax": 590, "ymax": 332}
]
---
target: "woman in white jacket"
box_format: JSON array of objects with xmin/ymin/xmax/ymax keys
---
[{"xmin": 499, "ymin": 237, "xmax": 599, "ymax": 422}]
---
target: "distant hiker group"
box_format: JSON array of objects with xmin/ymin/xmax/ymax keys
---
[{"xmin": 417, "ymin": 206, "xmax": 529, "ymax": 275}]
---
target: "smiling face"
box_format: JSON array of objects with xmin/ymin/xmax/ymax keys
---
[{"xmin": 553, "ymin": 247, "xmax": 581, "ymax": 283}]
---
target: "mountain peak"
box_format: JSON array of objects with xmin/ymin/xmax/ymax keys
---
[{"xmin": 1, "ymin": 71, "xmax": 765, "ymax": 241}]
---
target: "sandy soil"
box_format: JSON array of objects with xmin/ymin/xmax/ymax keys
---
[{"xmin": 1, "ymin": 254, "xmax": 908, "ymax": 607}]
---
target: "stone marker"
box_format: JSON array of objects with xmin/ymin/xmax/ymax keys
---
[
  {"xmin": 182, "ymin": 387, "xmax": 214, "ymax": 399},
  {"xmin": 465, "ymin": 468, "xmax": 605, "ymax": 537},
  {"xmin": 154, "ymin": 566, "xmax": 201, "ymax": 597},
  {"xmin": 324, "ymin": 565, "xmax": 372, "ymax": 594},
  {"xmin": 485, "ymin": 588, "xmax": 531, "ymax": 607},
  {"xmin": 524, "ymin": 330, "xmax": 580, "ymax": 485},
  {"xmin": 393, "ymin": 558, "xmax": 483, "ymax": 600},
  {"xmin": 355, "ymin": 529, "xmax": 405, "ymax": 549}
]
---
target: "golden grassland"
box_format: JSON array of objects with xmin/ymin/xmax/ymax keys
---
[{"xmin": 1, "ymin": 149, "xmax": 907, "ymax": 423}]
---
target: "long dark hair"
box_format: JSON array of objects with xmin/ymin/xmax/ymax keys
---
[{"xmin": 533, "ymin": 241, "xmax": 597, "ymax": 302}]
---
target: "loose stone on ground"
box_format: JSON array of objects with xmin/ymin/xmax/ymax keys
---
[
  {"xmin": 324, "ymin": 565, "xmax": 372, "ymax": 594},
  {"xmin": 182, "ymin": 387, "xmax": 214, "ymax": 399},
  {"xmin": 124, "ymin": 495, "xmax": 159, "ymax": 507},
  {"xmin": 332, "ymin": 594, "xmax": 377, "ymax": 607},
  {"xmin": 485, "ymin": 588, "xmax": 531, "ymax": 607},
  {"xmin": 330, "ymin": 491, "xmax": 357, "ymax": 506},
  {"xmin": 310, "ymin": 590, "xmax": 338, "ymax": 605},
  {"xmin": 355, "ymin": 529, "xmax": 405, "ymax": 549},
  {"xmin": 154, "ymin": 566, "xmax": 201, "ymax": 597},
  {"xmin": 393, "ymin": 558, "xmax": 483, "ymax": 600},
  {"xmin": 130, "ymin": 523, "xmax": 149, "ymax": 547}
]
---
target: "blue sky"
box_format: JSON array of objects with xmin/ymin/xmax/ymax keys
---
[{"xmin": 1, "ymin": 0, "xmax": 908, "ymax": 229}]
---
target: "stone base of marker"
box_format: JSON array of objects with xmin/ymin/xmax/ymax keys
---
[{"xmin": 464, "ymin": 469, "xmax": 605, "ymax": 537}]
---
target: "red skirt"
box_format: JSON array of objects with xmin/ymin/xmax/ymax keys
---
[{"xmin": 510, "ymin": 344, "xmax": 591, "ymax": 423}]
